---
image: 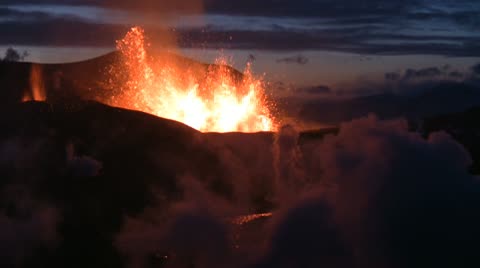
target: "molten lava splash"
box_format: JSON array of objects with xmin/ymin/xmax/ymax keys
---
[
  {"xmin": 108, "ymin": 27, "xmax": 276, "ymax": 132},
  {"xmin": 231, "ymin": 212, "xmax": 273, "ymax": 225}
]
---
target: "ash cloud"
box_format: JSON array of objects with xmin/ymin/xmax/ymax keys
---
[
  {"xmin": 273, "ymin": 125, "xmax": 305, "ymax": 201},
  {"xmin": 117, "ymin": 209, "xmax": 231, "ymax": 268},
  {"xmin": 254, "ymin": 198, "xmax": 352, "ymax": 268},
  {"xmin": 164, "ymin": 209, "xmax": 230, "ymax": 268},
  {"xmin": 252, "ymin": 116, "xmax": 480, "ymax": 268},
  {"xmin": 314, "ymin": 116, "xmax": 480, "ymax": 267},
  {"xmin": 115, "ymin": 177, "xmax": 233, "ymax": 268},
  {"xmin": 111, "ymin": 115, "xmax": 480, "ymax": 268},
  {"xmin": 0, "ymin": 137, "xmax": 103, "ymax": 267},
  {"xmin": 0, "ymin": 185, "xmax": 59, "ymax": 267},
  {"xmin": 0, "ymin": 207, "xmax": 59, "ymax": 267}
]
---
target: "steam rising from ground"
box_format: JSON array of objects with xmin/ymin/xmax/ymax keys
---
[
  {"xmin": 0, "ymin": 204, "xmax": 58, "ymax": 267},
  {"xmin": 114, "ymin": 115, "xmax": 480, "ymax": 268},
  {"xmin": 2, "ymin": 99, "xmax": 480, "ymax": 268}
]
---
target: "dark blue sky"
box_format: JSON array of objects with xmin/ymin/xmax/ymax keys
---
[{"xmin": 0, "ymin": 0, "xmax": 479, "ymax": 90}]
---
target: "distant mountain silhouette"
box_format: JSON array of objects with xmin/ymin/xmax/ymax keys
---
[{"xmin": 299, "ymin": 82, "xmax": 480, "ymax": 125}]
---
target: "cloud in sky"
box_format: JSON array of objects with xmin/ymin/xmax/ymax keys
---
[
  {"xmin": 276, "ymin": 55, "xmax": 309, "ymax": 65},
  {"xmin": 2, "ymin": 0, "xmax": 203, "ymax": 14},
  {"xmin": 385, "ymin": 66, "xmax": 450, "ymax": 82},
  {"xmin": 384, "ymin": 63, "xmax": 479, "ymax": 85},
  {"xmin": 0, "ymin": 1, "xmax": 478, "ymax": 56}
]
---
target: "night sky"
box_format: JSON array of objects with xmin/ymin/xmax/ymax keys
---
[{"xmin": 1, "ymin": 0, "xmax": 479, "ymax": 90}]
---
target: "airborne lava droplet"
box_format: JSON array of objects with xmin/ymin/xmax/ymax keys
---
[{"xmin": 107, "ymin": 27, "xmax": 277, "ymax": 133}]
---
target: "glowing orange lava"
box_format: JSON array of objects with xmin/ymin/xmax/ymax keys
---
[
  {"xmin": 22, "ymin": 64, "xmax": 46, "ymax": 102},
  {"xmin": 107, "ymin": 27, "xmax": 276, "ymax": 132},
  {"xmin": 232, "ymin": 212, "xmax": 273, "ymax": 225}
]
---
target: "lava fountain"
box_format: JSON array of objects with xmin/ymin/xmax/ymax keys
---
[
  {"xmin": 107, "ymin": 27, "xmax": 277, "ymax": 132},
  {"xmin": 22, "ymin": 64, "xmax": 46, "ymax": 102}
]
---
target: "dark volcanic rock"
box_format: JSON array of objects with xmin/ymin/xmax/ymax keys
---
[
  {"xmin": 0, "ymin": 100, "xmax": 229, "ymax": 268},
  {"xmin": 298, "ymin": 83, "xmax": 480, "ymax": 125}
]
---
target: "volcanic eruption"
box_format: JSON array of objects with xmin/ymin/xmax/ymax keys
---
[{"xmin": 107, "ymin": 27, "xmax": 277, "ymax": 133}]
